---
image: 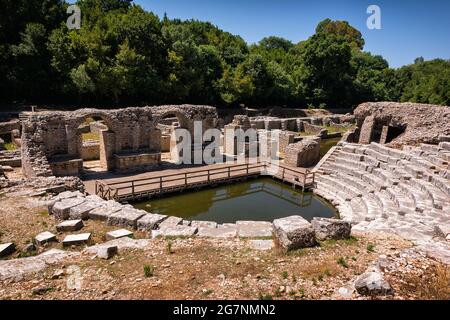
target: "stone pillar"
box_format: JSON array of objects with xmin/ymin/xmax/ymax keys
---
[
  {"xmin": 150, "ymin": 128, "xmax": 162, "ymax": 152},
  {"xmin": 66, "ymin": 125, "xmax": 78, "ymax": 157},
  {"xmin": 279, "ymin": 131, "xmax": 295, "ymax": 154},
  {"xmin": 358, "ymin": 116, "xmax": 376, "ymax": 144},
  {"xmin": 99, "ymin": 130, "xmax": 115, "ymax": 170},
  {"xmin": 379, "ymin": 126, "xmax": 389, "ymax": 144},
  {"xmin": 223, "ymin": 124, "xmax": 238, "ymax": 155}
]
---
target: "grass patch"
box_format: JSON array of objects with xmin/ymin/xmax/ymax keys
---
[
  {"xmin": 38, "ymin": 210, "xmax": 49, "ymax": 217},
  {"xmin": 202, "ymin": 289, "xmax": 213, "ymax": 296},
  {"xmin": 337, "ymin": 257, "xmax": 349, "ymax": 268},
  {"xmin": 281, "ymin": 271, "xmax": 289, "ymax": 280},
  {"xmin": 18, "ymin": 251, "xmax": 37, "ymax": 258},
  {"xmin": 274, "ymin": 288, "xmax": 282, "ymax": 298},
  {"xmin": 259, "ymin": 293, "xmax": 273, "ymax": 300},
  {"xmin": 240, "ymin": 236, "xmax": 273, "ymax": 241},
  {"xmin": 162, "ymin": 235, "xmax": 189, "ymax": 241},
  {"xmin": 3, "ymin": 142, "xmax": 17, "ymax": 151},
  {"xmin": 83, "ymin": 117, "xmax": 95, "ymax": 125},
  {"xmin": 298, "ymin": 288, "xmax": 305, "ymax": 298},
  {"xmin": 143, "ymin": 264, "xmax": 155, "ymax": 277},
  {"xmin": 323, "ymin": 124, "xmax": 355, "ymax": 134},
  {"xmin": 318, "ymin": 236, "xmax": 357, "ymax": 249},
  {"xmin": 366, "ymin": 243, "xmax": 376, "ymax": 253},
  {"xmin": 167, "ymin": 241, "xmax": 173, "ymax": 254},
  {"xmin": 82, "ymin": 132, "xmax": 100, "ymax": 142},
  {"xmin": 286, "ymin": 248, "xmax": 309, "ymax": 257}
]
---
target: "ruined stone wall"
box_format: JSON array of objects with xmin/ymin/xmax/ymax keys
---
[
  {"xmin": 354, "ymin": 102, "xmax": 450, "ymax": 146},
  {"xmin": 81, "ymin": 141, "xmax": 100, "ymax": 161},
  {"xmin": 0, "ymin": 119, "xmax": 21, "ymax": 135},
  {"xmin": 21, "ymin": 105, "xmax": 218, "ymax": 177},
  {"xmin": 284, "ymin": 138, "xmax": 321, "ymax": 168}
]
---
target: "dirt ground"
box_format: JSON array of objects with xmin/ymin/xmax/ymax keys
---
[{"xmin": 0, "ymin": 192, "xmax": 448, "ymax": 300}]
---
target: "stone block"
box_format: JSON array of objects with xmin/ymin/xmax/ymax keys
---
[
  {"xmin": 273, "ymin": 216, "xmax": 316, "ymax": 251},
  {"xmin": 439, "ymin": 141, "xmax": 450, "ymax": 151},
  {"xmin": 53, "ymin": 191, "xmax": 84, "ymax": 202},
  {"xmin": 62, "ymin": 233, "xmax": 91, "ymax": 246},
  {"xmin": 354, "ymin": 271, "xmax": 393, "ymax": 296},
  {"xmin": 107, "ymin": 208, "xmax": 146, "ymax": 228},
  {"xmin": 236, "ymin": 221, "xmax": 273, "ymax": 238},
  {"xmin": 56, "ymin": 220, "xmax": 84, "ymax": 232},
  {"xmin": 190, "ymin": 221, "xmax": 218, "ymax": 229},
  {"xmin": 152, "ymin": 225, "xmax": 198, "ymax": 238},
  {"xmin": 358, "ymin": 116, "xmax": 375, "ymax": 144},
  {"xmin": 52, "ymin": 197, "xmax": 86, "ymax": 220},
  {"xmin": 284, "ymin": 138, "xmax": 320, "ymax": 167},
  {"xmin": 106, "ymin": 229, "xmax": 134, "ymax": 240},
  {"xmin": 434, "ymin": 225, "xmax": 450, "ymax": 239},
  {"xmin": 197, "ymin": 224, "xmax": 237, "ymax": 238},
  {"xmin": 69, "ymin": 200, "xmax": 103, "ymax": 220},
  {"xmin": 90, "ymin": 245, "xmax": 118, "ymax": 260},
  {"xmin": 88, "ymin": 201, "xmax": 123, "ymax": 221},
  {"xmin": 311, "ymin": 217, "xmax": 352, "ymax": 241},
  {"xmin": 0, "ymin": 243, "xmax": 16, "ymax": 257},
  {"xmin": 34, "ymin": 231, "xmax": 57, "ymax": 246},
  {"xmin": 248, "ymin": 240, "xmax": 274, "ymax": 251},
  {"xmin": 158, "ymin": 216, "xmax": 183, "ymax": 229},
  {"xmin": 137, "ymin": 214, "xmax": 168, "ymax": 232}
]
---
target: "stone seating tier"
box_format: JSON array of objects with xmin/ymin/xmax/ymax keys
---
[{"xmin": 313, "ymin": 142, "xmax": 450, "ymax": 246}]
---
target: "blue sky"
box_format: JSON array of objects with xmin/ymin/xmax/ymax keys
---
[{"xmin": 134, "ymin": 0, "xmax": 450, "ymax": 68}]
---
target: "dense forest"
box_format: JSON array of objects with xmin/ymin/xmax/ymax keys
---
[{"xmin": 1, "ymin": 0, "xmax": 449, "ymax": 108}]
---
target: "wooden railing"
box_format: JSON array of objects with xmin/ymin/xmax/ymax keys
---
[{"xmin": 95, "ymin": 162, "xmax": 315, "ymax": 201}]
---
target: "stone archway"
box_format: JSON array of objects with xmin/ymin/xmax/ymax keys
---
[
  {"xmin": 153, "ymin": 109, "xmax": 194, "ymax": 160},
  {"xmin": 69, "ymin": 111, "xmax": 120, "ymax": 174}
]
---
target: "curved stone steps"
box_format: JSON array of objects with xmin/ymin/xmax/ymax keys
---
[
  {"xmin": 384, "ymin": 164, "xmax": 413, "ymax": 181},
  {"xmin": 337, "ymin": 150, "xmax": 365, "ymax": 162},
  {"xmin": 315, "ymin": 180, "xmax": 353, "ymax": 202},
  {"xmin": 332, "ymin": 172, "xmax": 376, "ymax": 194},
  {"xmin": 349, "ymin": 198, "xmax": 368, "ymax": 223},
  {"xmin": 314, "ymin": 142, "xmax": 450, "ymax": 245},
  {"xmin": 410, "ymin": 178, "xmax": 448, "ymax": 210},
  {"xmin": 372, "ymin": 168, "xmax": 400, "ymax": 187},
  {"xmin": 317, "ymin": 175, "xmax": 363, "ymax": 198},
  {"xmin": 426, "ymin": 154, "xmax": 449, "ymax": 170},
  {"xmin": 393, "ymin": 183, "xmax": 422, "ymax": 211},
  {"xmin": 360, "ymin": 194, "xmax": 383, "ymax": 222},
  {"xmin": 386, "ymin": 186, "xmax": 415, "ymax": 215},
  {"xmin": 368, "ymin": 142, "xmax": 407, "ymax": 160},
  {"xmin": 364, "ymin": 148, "xmax": 400, "ymax": 165},
  {"xmin": 335, "ymin": 157, "xmax": 373, "ymax": 173},
  {"xmin": 430, "ymin": 175, "xmax": 450, "ymax": 196},
  {"xmin": 361, "ymin": 153, "xmax": 381, "ymax": 167},
  {"xmin": 362, "ymin": 173, "xmax": 388, "ymax": 191},
  {"xmin": 378, "ymin": 190, "xmax": 400, "ymax": 216},
  {"xmin": 321, "ymin": 162, "xmax": 366, "ymax": 180},
  {"xmin": 314, "ymin": 187, "xmax": 354, "ymax": 222}
]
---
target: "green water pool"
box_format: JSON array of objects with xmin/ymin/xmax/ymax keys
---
[
  {"xmin": 320, "ymin": 137, "xmax": 341, "ymax": 157},
  {"xmin": 133, "ymin": 178, "xmax": 337, "ymax": 224}
]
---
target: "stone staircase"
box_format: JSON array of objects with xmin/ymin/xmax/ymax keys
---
[{"xmin": 314, "ymin": 141, "xmax": 450, "ymax": 245}]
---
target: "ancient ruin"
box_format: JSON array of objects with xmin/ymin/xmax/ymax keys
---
[
  {"xmin": 0, "ymin": 102, "xmax": 448, "ymax": 300},
  {"xmin": 354, "ymin": 102, "xmax": 450, "ymax": 147},
  {"xmin": 20, "ymin": 105, "xmax": 218, "ymax": 177}
]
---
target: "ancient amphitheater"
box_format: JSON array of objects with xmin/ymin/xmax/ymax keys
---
[{"xmin": 0, "ymin": 102, "xmax": 449, "ymax": 299}]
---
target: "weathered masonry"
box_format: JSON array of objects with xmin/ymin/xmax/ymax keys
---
[
  {"xmin": 21, "ymin": 105, "xmax": 218, "ymax": 178},
  {"xmin": 354, "ymin": 102, "xmax": 450, "ymax": 147}
]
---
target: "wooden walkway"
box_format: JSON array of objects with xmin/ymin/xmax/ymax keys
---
[{"xmin": 93, "ymin": 162, "xmax": 315, "ymax": 202}]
